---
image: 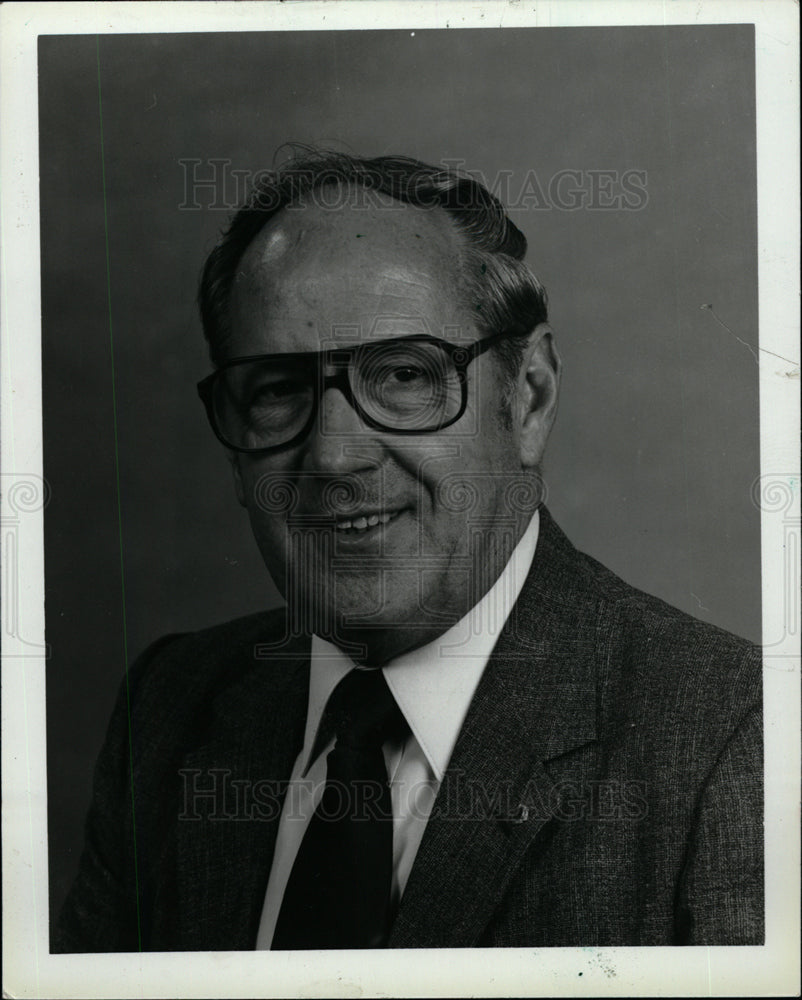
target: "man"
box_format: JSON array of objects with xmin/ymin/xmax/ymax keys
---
[{"xmin": 55, "ymin": 151, "xmax": 763, "ymax": 951}]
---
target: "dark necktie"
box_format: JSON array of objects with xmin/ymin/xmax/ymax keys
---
[{"xmin": 271, "ymin": 667, "xmax": 408, "ymax": 950}]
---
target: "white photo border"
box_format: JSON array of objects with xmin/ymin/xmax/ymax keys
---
[{"xmin": 1, "ymin": 2, "xmax": 799, "ymax": 997}]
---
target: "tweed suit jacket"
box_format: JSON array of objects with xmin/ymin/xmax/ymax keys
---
[{"xmin": 54, "ymin": 507, "xmax": 763, "ymax": 951}]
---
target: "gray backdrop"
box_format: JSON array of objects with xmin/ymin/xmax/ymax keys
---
[{"xmin": 41, "ymin": 26, "xmax": 760, "ymax": 928}]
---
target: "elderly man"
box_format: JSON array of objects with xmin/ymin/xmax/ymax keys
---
[{"xmin": 55, "ymin": 152, "xmax": 763, "ymax": 952}]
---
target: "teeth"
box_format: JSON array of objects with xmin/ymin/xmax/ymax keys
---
[{"xmin": 335, "ymin": 510, "xmax": 400, "ymax": 532}]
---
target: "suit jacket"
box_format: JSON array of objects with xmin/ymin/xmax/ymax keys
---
[{"xmin": 54, "ymin": 507, "xmax": 763, "ymax": 951}]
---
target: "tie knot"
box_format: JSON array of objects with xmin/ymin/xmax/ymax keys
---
[{"xmin": 327, "ymin": 668, "xmax": 407, "ymax": 750}]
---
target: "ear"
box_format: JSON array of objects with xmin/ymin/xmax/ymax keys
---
[
  {"xmin": 516, "ymin": 324, "xmax": 561, "ymax": 468},
  {"xmin": 228, "ymin": 452, "xmax": 248, "ymax": 508}
]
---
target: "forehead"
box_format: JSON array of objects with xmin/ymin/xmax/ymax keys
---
[{"xmin": 228, "ymin": 187, "xmax": 473, "ymax": 356}]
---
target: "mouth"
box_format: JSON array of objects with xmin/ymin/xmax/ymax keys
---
[{"xmin": 334, "ymin": 509, "xmax": 405, "ymax": 534}]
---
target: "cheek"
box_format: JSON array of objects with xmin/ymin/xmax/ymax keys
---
[
  {"xmin": 237, "ymin": 462, "xmax": 293, "ymax": 543},
  {"xmin": 426, "ymin": 430, "xmax": 523, "ymax": 531},
  {"xmin": 245, "ymin": 507, "xmax": 288, "ymax": 578}
]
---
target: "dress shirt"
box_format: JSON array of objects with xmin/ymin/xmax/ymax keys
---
[{"xmin": 256, "ymin": 509, "xmax": 540, "ymax": 949}]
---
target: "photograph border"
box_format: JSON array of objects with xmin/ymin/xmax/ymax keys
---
[{"xmin": 2, "ymin": 2, "xmax": 799, "ymax": 997}]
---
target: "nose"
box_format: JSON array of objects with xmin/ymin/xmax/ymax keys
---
[{"xmin": 302, "ymin": 383, "xmax": 384, "ymax": 474}]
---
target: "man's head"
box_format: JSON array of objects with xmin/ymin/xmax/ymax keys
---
[{"xmin": 198, "ymin": 151, "xmax": 560, "ymax": 664}]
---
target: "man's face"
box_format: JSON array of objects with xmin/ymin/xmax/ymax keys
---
[{"xmin": 225, "ymin": 190, "xmax": 553, "ymax": 663}]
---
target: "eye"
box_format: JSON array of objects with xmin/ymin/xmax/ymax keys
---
[
  {"xmin": 388, "ymin": 365, "xmax": 425, "ymax": 384},
  {"xmin": 245, "ymin": 375, "xmax": 310, "ymax": 406},
  {"xmin": 258, "ymin": 377, "xmax": 307, "ymax": 399}
]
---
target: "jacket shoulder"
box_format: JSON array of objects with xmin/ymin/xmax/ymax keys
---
[
  {"xmin": 579, "ymin": 543, "xmax": 759, "ymax": 684},
  {"xmin": 581, "ymin": 541, "xmax": 758, "ymax": 657},
  {"xmin": 534, "ymin": 508, "xmax": 761, "ymax": 750},
  {"xmin": 538, "ymin": 506, "xmax": 760, "ymax": 658},
  {"xmin": 127, "ymin": 606, "xmax": 297, "ymax": 697},
  {"xmin": 111, "ymin": 607, "xmax": 306, "ymax": 758}
]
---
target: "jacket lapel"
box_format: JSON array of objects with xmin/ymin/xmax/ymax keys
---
[
  {"xmin": 389, "ymin": 508, "xmax": 601, "ymax": 947},
  {"xmin": 174, "ymin": 637, "xmax": 310, "ymax": 950}
]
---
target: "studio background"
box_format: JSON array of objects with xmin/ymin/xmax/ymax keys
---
[{"xmin": 41, "ymin": 26, "xmax": 760, "ymax": 929}]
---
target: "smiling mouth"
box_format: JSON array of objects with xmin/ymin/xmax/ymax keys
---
[{"xmin": 335, "ymin": 509, "xmax": 405, "ymax": 533}]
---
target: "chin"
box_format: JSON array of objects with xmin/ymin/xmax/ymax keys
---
[
  {"xmin": 279, "ymin": 568, "xmax": 383, "ymax": 638},
  {"xmin": 283, "ymin": 563, "xmax": 459, "ymax": 659}
]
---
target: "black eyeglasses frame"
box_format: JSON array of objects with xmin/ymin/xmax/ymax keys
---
[{"xmin": 196, "ymin": 330, "xmax": 512, "ymax": 454}]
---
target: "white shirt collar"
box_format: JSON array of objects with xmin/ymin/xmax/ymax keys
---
[{"xmin": 302, "ymin": 509, "xmax": 540, "ymax": 781}]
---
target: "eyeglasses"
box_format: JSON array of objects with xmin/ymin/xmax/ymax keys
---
[{"xmin": 197, "ymin": 331, "xmax": 509, "ymax": 454}]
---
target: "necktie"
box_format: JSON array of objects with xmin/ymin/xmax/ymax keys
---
[{"xmin": 271, "ymin": 667, "xmax": 408, "ymax": 950}]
